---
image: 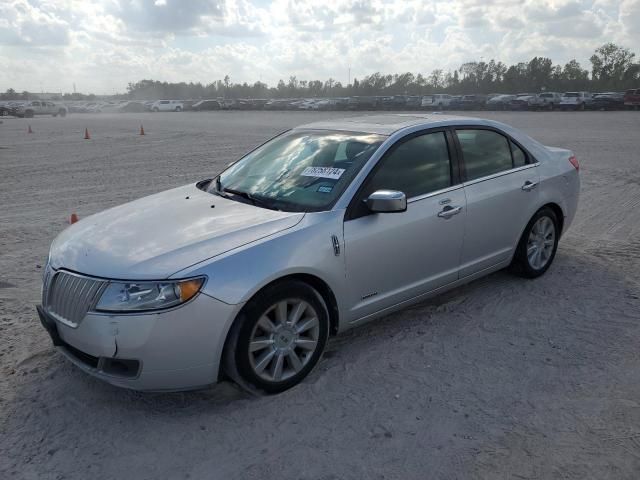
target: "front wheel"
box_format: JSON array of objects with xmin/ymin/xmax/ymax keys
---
[
  {"xmin": 223, "ymin": 281, "xmax": 329, "ymax": 394},
  {"xmin": 510, "ymin": 207, "xmax": 560, "ymax": 278},
  {"xmin": 175, "ymin": 106, "xmax": 182, "ymax": 112}
]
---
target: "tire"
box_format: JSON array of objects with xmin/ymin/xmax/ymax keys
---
[
  {"xmin": 510, "ymin": 207, "xmax": 560, "ymax": 278},
  {"xmin": 152, "ymin": 107, "xmax": 159, "ymax": 112},
  {"xmin": 25, "ymin": 110, "xmax": 34, "ymax": 118},
  {"xmin": 175, "ymin": 106, "xmax": 182, "ymax": 112},
  {"xmin": 58, "ymin": 109, "xmax": 66, "ymax": 117},
  {"xmin": 223, "ymin": 280, "xmax": 330, "ymax": 394}
]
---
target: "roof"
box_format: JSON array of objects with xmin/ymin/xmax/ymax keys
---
[{"xmin": 297, "ymin": 113, "xmax": 486, "ymax": 135}]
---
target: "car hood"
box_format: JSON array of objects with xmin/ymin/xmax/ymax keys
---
[{"xmin": 49, "ymin": 184, "xmax": 304, "ymax": 279}]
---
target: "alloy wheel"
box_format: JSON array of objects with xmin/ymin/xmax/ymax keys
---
[
  {"xmin": 527, "ymin": 216, "xmax": 556, "ymax": 270},
  {"xmin": 248, "ymin": 299, "xmax": 320, "ymax": 382}
]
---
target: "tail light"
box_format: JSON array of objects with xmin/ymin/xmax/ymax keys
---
[{"xmin": 568, "ymin": 155, "xmax": 579, "ymax": 171}]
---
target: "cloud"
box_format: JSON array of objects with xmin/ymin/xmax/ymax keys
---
[
  {"xmin": 0, "ymin": 0, "xmax": 71, "ymax": 46},
  {"xmin": 0, "ymin": 0, "xmax": 636, "ymax": 94}
]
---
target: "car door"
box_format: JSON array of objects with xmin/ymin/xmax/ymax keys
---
[
  {"xmin": 343, "ymin": 129, "xmax": 466, "ymax": 323},
  {"xmin": 455, "ymin": 128, "xmax": 540, "ymax": 278}
]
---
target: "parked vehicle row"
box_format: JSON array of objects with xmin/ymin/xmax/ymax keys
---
[
  {"xmin": 2, "ymin": 88, "xmax": 638, "ymax": 117},
  {"xmin": 0, "ymin": 100, "xmax": 67, "ymax": 117}
]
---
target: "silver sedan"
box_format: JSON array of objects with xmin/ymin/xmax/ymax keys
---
[{"xmin": 37, "ymin": 114, "xmax": 580, "ymax": 394}]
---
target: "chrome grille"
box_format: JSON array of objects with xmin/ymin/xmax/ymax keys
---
[{"xmin": 44, "ymin": 271, "xmax": 107, "ymax": 327}]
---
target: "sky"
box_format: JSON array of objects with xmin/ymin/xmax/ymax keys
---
[{"xmin": 0, "ymin": 0, "xmax": 638, "ymax": 94}]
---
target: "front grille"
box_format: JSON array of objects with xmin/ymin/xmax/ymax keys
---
[{"xmin": 44, "ymin": 271, "xmax": 107, "ymax": 327}]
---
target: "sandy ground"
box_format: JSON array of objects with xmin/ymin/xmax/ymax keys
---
[{"xmin": 1, "ymin": 110, "xmax": 639, "ymax": 479}]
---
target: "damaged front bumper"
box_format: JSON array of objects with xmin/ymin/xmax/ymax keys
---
[{"xmin": 36, "ymin": 291, "xmax": 241, "ymax": 392}]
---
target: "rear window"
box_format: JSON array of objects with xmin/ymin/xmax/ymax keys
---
[
  {"xmin": 511, "ymin": 142, "xmax": 527, "ymax": 168},
  {"xmin": 458, "ymin": 129, "xmax": 513, "ymax": 181},
  {"xmin": 564, "ymin": 93, "xmax": 580, "ymax": 97}
]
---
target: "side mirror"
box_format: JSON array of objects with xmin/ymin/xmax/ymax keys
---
[{"xmin": 365, "ymin": 190, "xmax": 407, "ymax": 213}]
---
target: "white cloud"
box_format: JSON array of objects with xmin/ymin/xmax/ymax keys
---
[{"xmin": 0, "ymin": 0, "xmax": 636, "ymax": 94}]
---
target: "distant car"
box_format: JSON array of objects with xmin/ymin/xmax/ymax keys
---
[
  {"xmin": 151, "ymin": 100, "xmax": 184, "ymax": 112},
  {"xmin": 405, "ymin": 96, "xmax": 422, "ymax": 109},
  {"xmin": 347, "ymin": 96, "xmax": 379, "ymax": 110},
  {"xmin": 510, "ymin": 93, "xmax": 543, "ymax": 111},
  {"xmin": 0, "ymin": 102, "xmax": 11, "ymax": 116},
  {"xmin": 99, "ymin": 103, "xmax": 121, "ymax": 113},
  {"xmin": 118, "ymin": 101, "xmax": 147, "ymax": 113},
  {"xmin": 331, "ymin": 98, "xmax": 350, "ymax": 110},
  {"xmin": 538, "ymin": 92, "xmax": 562, "ymax": 110},
  {"xmin": 460, "ymin": 95, "xmax": 487, "ymax": 110},
  {"xmin": 624, "ymin": 88, "xmax": 640, "ymax": 109},
  {"xmin": 421, "ymin": 94, "xmax": 452, "ymax": 109},
  {"xmin": 590, "ymin": 92, "xmax": 625, "ymax": 111},
  {"xmin": 449, "ymin": 96, "xmax": 464, "ymax": 109},
  {"xmin": 313, "ymin": 99, "xmax": 333, "ymax": 110},
  {"xmin": 14, "ymin": 101, "xmax": 68, "ymax": 118},
  {"xmin": 264, "ymin": 99, "xmax": 295, "ymax": 110},
  {"xmin": 486, "ymin": 94, "xmax": 516, "ymax": 110},
  {"xmin": 559, "ymin": 92, "xmax": 592, "ymax": 111},
  {"xmin": 38, "ymin": 114, "xmax": 580, "ymax": 394},
  {"xmin": 192, "ymin": 99, "xmax": 222, "ymax": 111}
]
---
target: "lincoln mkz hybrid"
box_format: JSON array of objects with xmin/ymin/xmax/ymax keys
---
[{"xmin": 37, "ymin": 114, "xmax": 580, "ymax": 393}]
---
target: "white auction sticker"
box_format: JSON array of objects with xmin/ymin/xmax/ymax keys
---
[{"xmin": 301, "ymin": 166, "xmax": 345, "ymax": 180}]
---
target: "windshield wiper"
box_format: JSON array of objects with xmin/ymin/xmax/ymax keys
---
[{"xmin": 216, "ymin": 183, "xmax": 280, "ymax": 211}]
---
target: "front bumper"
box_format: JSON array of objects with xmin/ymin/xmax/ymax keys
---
[{"xmin": 37, "ymin": 293, "xmax": 241, "ymax": 391}]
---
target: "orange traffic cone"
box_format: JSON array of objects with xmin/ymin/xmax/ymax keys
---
[
  {"xmin": 84, "ymin": 128, "xmax": 91, "ymax": 140},
  {"xmin": 139, "ymin": 124, "xmax": 145, "ymax": 135},
  {"xmin": 28, "ymin": 124, "xmax": 33, "ymax": 134},
  {"xmin": 70, "ymin": 213, "xmax": 79, "ymax": 224}
]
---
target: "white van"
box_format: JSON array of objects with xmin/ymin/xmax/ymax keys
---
[
  {"xmin": 421, "ymin": 94, "xmax": 452, "ymax": 108},
  {"xmin": 151, "ymin": 100, "xmax": 184, "ymax": 112}
]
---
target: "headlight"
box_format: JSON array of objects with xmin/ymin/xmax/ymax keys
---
[{"xmin": 95, "ymin": 277, "xmax": 205, "ymax": 312}]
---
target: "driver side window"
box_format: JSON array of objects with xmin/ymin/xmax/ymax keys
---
[{"xmin": 365, "ymin": 131, "xmax": 452, "ymax": 199}]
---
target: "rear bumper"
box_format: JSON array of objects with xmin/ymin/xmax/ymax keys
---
[{"xmin": 37, "ymin": 293, "xmax": 242, "ymax": 391}]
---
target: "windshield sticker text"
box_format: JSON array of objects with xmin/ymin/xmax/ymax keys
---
[
  {"xmin": 301, "ymin": 167, "xmax": 345, "ymax": 180},
  {"xmin": 317, "ymin": 185, "xmax": 334, "ymax": 193}
]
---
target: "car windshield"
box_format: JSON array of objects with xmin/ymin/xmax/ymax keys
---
[{"xmin": 210, "ymin": 130, "xmax": 385, "ymax": 212}]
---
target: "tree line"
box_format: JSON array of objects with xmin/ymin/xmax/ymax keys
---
[{"xmin": 2, "ymin": 43, "xmax": 638, "ymax": 102}]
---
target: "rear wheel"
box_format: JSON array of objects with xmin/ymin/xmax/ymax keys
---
[
  {"xmin": 223, "ymin": 281, "xmax": 329, "ymax": 394},
  {"xmin": 175, "ymin": 106, "xmax": 182, "ymax": 112},
  {"xmin": 58, "ymin": 109, "xmax": 66, "ymax": 117},
  {"xmin": 510, "ymin": 207, "xmax": 560, "ymax": 278}
]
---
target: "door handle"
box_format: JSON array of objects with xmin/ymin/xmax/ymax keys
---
[
  {"xmin": 438, "ymin": 205, "xmax": 462, "ymax": 219},
  {"xmin": 522, "ymin": 181, "xmax": 538, "ymax": 191}
]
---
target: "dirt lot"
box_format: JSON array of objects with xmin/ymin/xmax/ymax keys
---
[{"xmin": 1, "ymin": 111, "xmax": 639, "ymax": 479}]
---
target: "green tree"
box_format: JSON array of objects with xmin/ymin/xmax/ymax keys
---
[{"xmin": 590, "ymin": 43, "xmax": 635, "ymax": 90}]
